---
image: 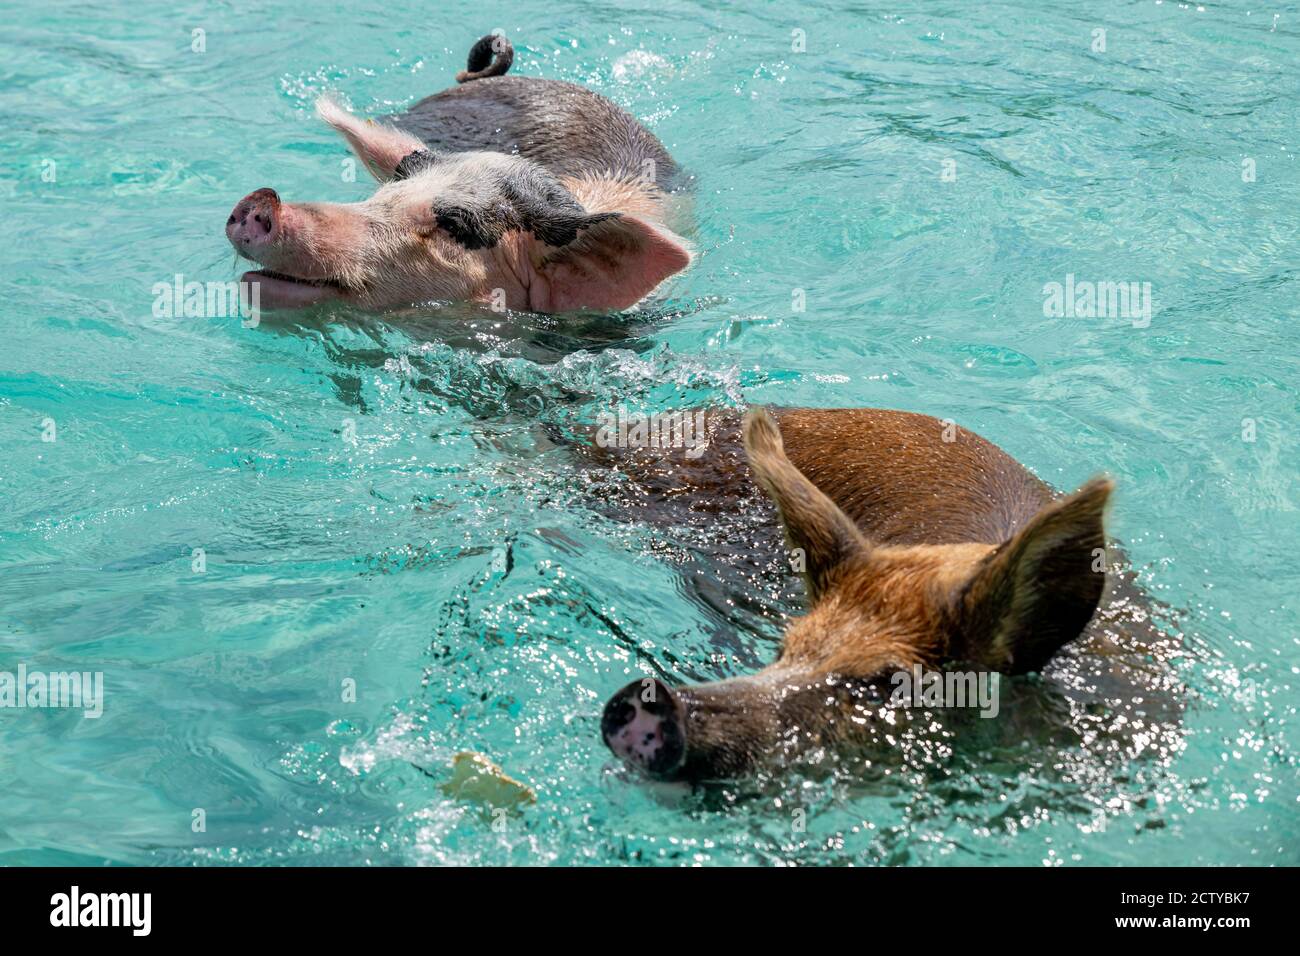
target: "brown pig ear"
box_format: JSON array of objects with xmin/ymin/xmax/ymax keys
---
[
  {"xmin": 743, "ymin": 408, "xmax": 870, "ymax": 602},
  {"xmin": 958, "ymin": 477, "xmax": 1113, "ymax": 673},
  {"xmin": 529, "ymin": 214, "xmax": 691, "ymax": 313},
  {"xmin": 315, "ymin": 97, "xmax": 428, "ymax": 181}
]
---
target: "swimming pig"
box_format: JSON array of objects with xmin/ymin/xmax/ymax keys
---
[
  {"xmin": 226, "ymin": 34, "xmax": 690, "ymax": 313},
  {"xmin": 600, "ymin": 407, "xmax": 1146, "ymax": 781}
]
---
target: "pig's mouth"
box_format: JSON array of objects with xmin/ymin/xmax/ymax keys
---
[{"xmin": 241, "ymin": 269, "xmax": 350, "ymax": 309}]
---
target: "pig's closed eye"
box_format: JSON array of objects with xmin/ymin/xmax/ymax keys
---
[
  {"xmin": 433, "ymin": 203, "xmax": 502, "ymax": 250},
  {"xmin": 430, "ymin": 197, "xmax": 619, "ymax": 252}
]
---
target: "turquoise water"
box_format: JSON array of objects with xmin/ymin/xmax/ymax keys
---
[{"xmin": 1, "ymin": 0, "xmax": 1297, "ymax": 866}]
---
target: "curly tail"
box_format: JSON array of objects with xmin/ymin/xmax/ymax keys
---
[{"xmin": 456, "ymin": 33, "xmax": 514, "ymax": 83}]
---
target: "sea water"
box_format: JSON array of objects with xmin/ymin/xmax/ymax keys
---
[{"xmin": 0, "ymin": 0, "xmax": 1296, "ymax": 865}]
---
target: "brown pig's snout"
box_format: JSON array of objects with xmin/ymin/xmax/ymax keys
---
[
  {"xmin": 602, "ymin": 678, "xmax": 687, "ymax": 778},
  {"xmin": 226, "ymin": 188, "xmax": 281, "ymax": 251}
]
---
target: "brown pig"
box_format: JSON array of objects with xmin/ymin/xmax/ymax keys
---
[
  {"xmin": 601, "ymin": 407, "xmax": 1134, "ymax": 780},
  {"xmin": 226, "ymin": 34, "xmax": 690, "ymax": 313}
]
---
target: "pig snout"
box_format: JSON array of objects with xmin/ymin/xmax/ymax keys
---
[
  {"xmin": 601, "ymin": 678, "xmax": 687, "ymax": 778},
  {"xmin": 226, "ymin": 188, "xmax": 281, "ymax": 252}
]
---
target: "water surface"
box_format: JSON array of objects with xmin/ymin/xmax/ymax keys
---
[{"xmin": 0, "ymin": 0, "xmax": 1297, "ymax": 865}]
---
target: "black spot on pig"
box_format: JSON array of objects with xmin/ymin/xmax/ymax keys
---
[
  {"xmin": 392, "ymin": 149, "xmax": 443, "ymax": 181},
  {"xmin": 433, "ymin": 164, "xmax": 620, "ymax": 250},
  {"xmin": 649, "ymin": 716, "xmax": 685, "ymax": 774},
  {"xmin": 600, "ymin": 694, "xmax": 636, "ymax": 740},
  {"xmin": 433, "ymin": 203, "xmax": 501, "ymax": 250}
]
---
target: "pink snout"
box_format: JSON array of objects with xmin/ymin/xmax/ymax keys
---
[
  {"xmin": 601, "ymin": 678, "xmax": 687, "ymax": 778},
  {"xmin": 226, "ymin": 188, "xmax": 281, "ymax": 252}
]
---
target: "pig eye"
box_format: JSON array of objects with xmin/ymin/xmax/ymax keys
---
[
  {"xmin": 433, "ymin": 203, "xmax": 500, "ymax": 250},
  {"xmin": 430, "ymin": 190, "xmax": 621, "ymax": 252}
]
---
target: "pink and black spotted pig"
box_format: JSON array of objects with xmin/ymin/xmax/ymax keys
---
[{"xmin": 226, "ymin": 34, "xmax": 691, "ymax": 313}]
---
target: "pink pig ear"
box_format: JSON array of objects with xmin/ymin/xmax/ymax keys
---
[
  {"xmin": 315, "ymin": 97, "xmax": 427, "ymax": 181},
  {"xmin": 527, "ymin": 215, "xmax": 691, "ymax": 313}
]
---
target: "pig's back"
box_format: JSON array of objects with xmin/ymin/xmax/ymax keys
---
[
  {"xmin": 577, "ymin": 406, "xmax": 1051, "ymax": 547},
  {"xmin": 773, "ymin": 407, "xmax": 1051, "ymax": 546},
  {"xmin": 392, "ymin": 77, "xmax": 680, "ymax": 189}
]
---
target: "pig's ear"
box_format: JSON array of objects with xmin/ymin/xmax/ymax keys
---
[
  {"xmin": 743, "ymin": 408, "xmax": 870, "ymax": 602},
  {"xmin": 958, "ymin": 477, "xmax": 1113, "ymax": 673},
  {"xmin": 527, "ymin": 214, "xmax": 691, "ymax": 313},
  {"xmin": 316, "ymin": 97, "xmax": 428, "ymax": 182}
]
